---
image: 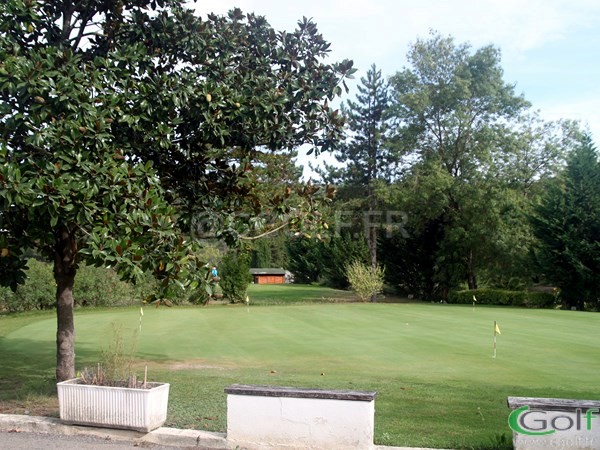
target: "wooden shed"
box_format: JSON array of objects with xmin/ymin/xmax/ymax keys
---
[{"xmin": 250, "ymin": 268, "xmax": 288, "ymax": 285}]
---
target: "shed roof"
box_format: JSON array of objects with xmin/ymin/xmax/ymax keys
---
[{"xmin": 249, "ymin": 268, "xmax": 287, "ymax": 275}]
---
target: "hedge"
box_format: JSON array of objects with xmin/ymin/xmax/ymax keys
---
[
  {"xmin": 219, "ymin": 250, "xmax": 251, "ymax": 303},
  {"xmin": 448, "ymin": 288, "xmax": 556, "ymax": 308},
  {"xmin": 0, "ymin": 259, "xmax": 144, "ymax": 312}
]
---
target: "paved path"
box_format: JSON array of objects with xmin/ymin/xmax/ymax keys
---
[
  {"xmin": 0, "ymin": 430, "xmax": 190, "ymax": 449},
  {"xmin": 0, "ymin": 414, "xmax": 451, "ymax": 450},
  {"xmin": 0, "ymin": 414, "xmax": 227, "ymax": 449}
]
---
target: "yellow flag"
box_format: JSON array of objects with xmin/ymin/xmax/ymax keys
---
[{"xmin": 495, "ymin": 323, "xmax": 501, "ymax": 335}]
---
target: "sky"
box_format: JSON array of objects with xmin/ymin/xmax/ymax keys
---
[{"xmin": 191, "ymin": 0, "xmax": 600, "ymax": 176}]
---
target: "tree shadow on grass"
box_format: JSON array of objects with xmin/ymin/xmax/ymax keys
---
[
  {"xmin": 0, "ymin": 337, "xmax": 58, "ymax": 415},
  {"xmin": 0, "ymin": 335, "xmax": 140, "ymax": 409}
]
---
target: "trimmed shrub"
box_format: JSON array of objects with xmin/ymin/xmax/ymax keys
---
[
  {"xmin": 448, "ymin": 289, "xmax": 556, "ymax": 308},
  {"xmin": 523, "ymin": 291, "xmax": 557, "ymax": 308},
  {"xmin": 219, "ymin": 250, "xmax": 251, "ymax": 303}
]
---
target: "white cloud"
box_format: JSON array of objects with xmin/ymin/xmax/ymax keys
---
[
  {"xmin": 538, "ymin": 98, "xmax": 600, "ymax": 142},
  {"xmin": 190, "ymin": 0, "xmax": 600, "ymax": 159}
]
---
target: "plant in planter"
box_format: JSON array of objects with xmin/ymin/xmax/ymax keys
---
[{"xmin": 57, "ymin": 323, "xmax": 170, "ymax": 432}]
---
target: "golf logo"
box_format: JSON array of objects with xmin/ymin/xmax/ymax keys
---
[{"xmin": 509, "ymin": 405, "xmax": 599, "ymax": 436}]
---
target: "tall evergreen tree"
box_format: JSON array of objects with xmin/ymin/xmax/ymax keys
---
[
  {"xmin": 317, "ymin": 64, "xmax": 394, "ymax": 300},
  {"xmin": 326, "ymin": 64, "xmax": 394, "ymax": 185},
  {"xmin": 531, "ymin": 135, "xmax": 600, "ymax": 309}
]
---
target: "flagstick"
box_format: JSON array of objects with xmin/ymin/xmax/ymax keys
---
[{"xmin": 493, "ymin": 321, "xmax": 497, "ymax": 359}]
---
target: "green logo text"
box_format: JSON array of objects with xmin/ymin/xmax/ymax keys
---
[{"xmin": 509, "ymin": 406, "xmax": 599, "ymax": 436}]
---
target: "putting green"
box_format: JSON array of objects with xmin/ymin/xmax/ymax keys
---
[
  {"xmin": 5, "ymin": 303, "xmax": 599, "ymax": 388},
  {"xmin": 3, "ymin": 302, "xmax": 599, "ymax": 448}
]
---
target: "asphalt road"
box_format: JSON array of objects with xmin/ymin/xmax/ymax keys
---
[{"xmin": 0, "ymin": 430, "xmax": 201, "ymax": 449}]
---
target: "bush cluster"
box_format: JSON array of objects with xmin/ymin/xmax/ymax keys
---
[
  {"xmin": 219, "ymin": 251, "xmax": 251, "ymax": 303},
  {"xmin": 74, "ymin": 264, "xmax": 138, "ymax": 307},
  {"xmin": 0, "ymin": 259, "xmax": 142, "ymax": 312},
  {"xmin": 448, "ymin": 289, "xmax": 556, "ymax": 308},
  {"xmin": 0, "ymin": 259, "xmax": 56, "ymax": 311},
  {"xmin": 345, "ymin": 260, "xmax": 385, "ymax": 302}
]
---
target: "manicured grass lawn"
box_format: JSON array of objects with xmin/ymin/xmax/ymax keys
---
[
  {"xmin": 245, "ymin": 283, "xmax": 357, "ymax": 304},
  {"xmin": 1, "ymin": 286, "xmax": 599, "ymax": 449}
]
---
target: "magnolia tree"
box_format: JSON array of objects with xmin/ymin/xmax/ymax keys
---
[{"xmin": 0, "ymin": 0, "xmax": 355, "ymax": 381}]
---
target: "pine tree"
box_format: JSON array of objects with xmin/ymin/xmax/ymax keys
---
[
  {"xmin": 531, "ymin": 135, "xmax": 600, "ymax": 309},
  {"xmin": 337, "ymin": 64, "xmax": 394, "ymax": 185},
  {"xmin": 317, "ymin": 64, "xmax": 394, "ymax": 301}
]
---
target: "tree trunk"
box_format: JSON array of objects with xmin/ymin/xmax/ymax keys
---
[
  {"xmin": 467, "ymin": 249, "xmax": 477, "ymax": 290},
  {"xmin": 368, "ymin": 219, "xmax": 378, "ymax": 303},
  {"xmin": 467, "ymin": 272, "xmax": 477, "ymax": 290},
  {"xmin": 54, "ymin": 225, "xmax": 77, "ymax": 382}
]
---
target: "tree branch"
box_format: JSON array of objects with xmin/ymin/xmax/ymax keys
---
[
  {"xmin": 239, "ymin": 221, "xmax": 290, "ymax": 241},
  {"xmin": 71, "ymin": 9, "xmax": 99, "ymax": 50}
]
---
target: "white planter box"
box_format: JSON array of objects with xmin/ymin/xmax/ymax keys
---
[{"xmin": 57, "ymin": 378, "xmax": 170, "ymax": 432}]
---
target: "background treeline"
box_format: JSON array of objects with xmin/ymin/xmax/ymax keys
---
[
  {"xmin": 256, "ymin": 33, "xmax": 600, "ymax": 311},
  {"xmin": 3, "ymin": 32, "xmax": 599, "ymax": 313},
  {"xmin": 303, "ymin": 32, "xmax": 600, "ymax": 311}
]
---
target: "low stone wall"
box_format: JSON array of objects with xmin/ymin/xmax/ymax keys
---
[
  {"xmin": 225, "ymin": 384, "xmax": 377, "ymax": 450},
  {"xmin": 508, "ymin": 397, "xmax": 600, "ymax": 450}
]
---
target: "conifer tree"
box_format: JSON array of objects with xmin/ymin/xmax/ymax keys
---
[
  {"xmin": 317, "ymin": 64, "xmax": 394, "ymax": 301},
  {"xmin": 531, "ymin": 135, "xmax": 600, "ymax": 309}
]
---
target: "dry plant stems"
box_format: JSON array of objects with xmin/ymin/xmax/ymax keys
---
[{"xmin": 79, "ymin": 322, "xmax": 147, "ymax": 388}]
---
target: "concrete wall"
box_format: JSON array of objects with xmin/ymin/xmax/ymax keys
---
[{"xmin": 225, "ymin": 384, "xmax": 376, "ymax": 450}]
